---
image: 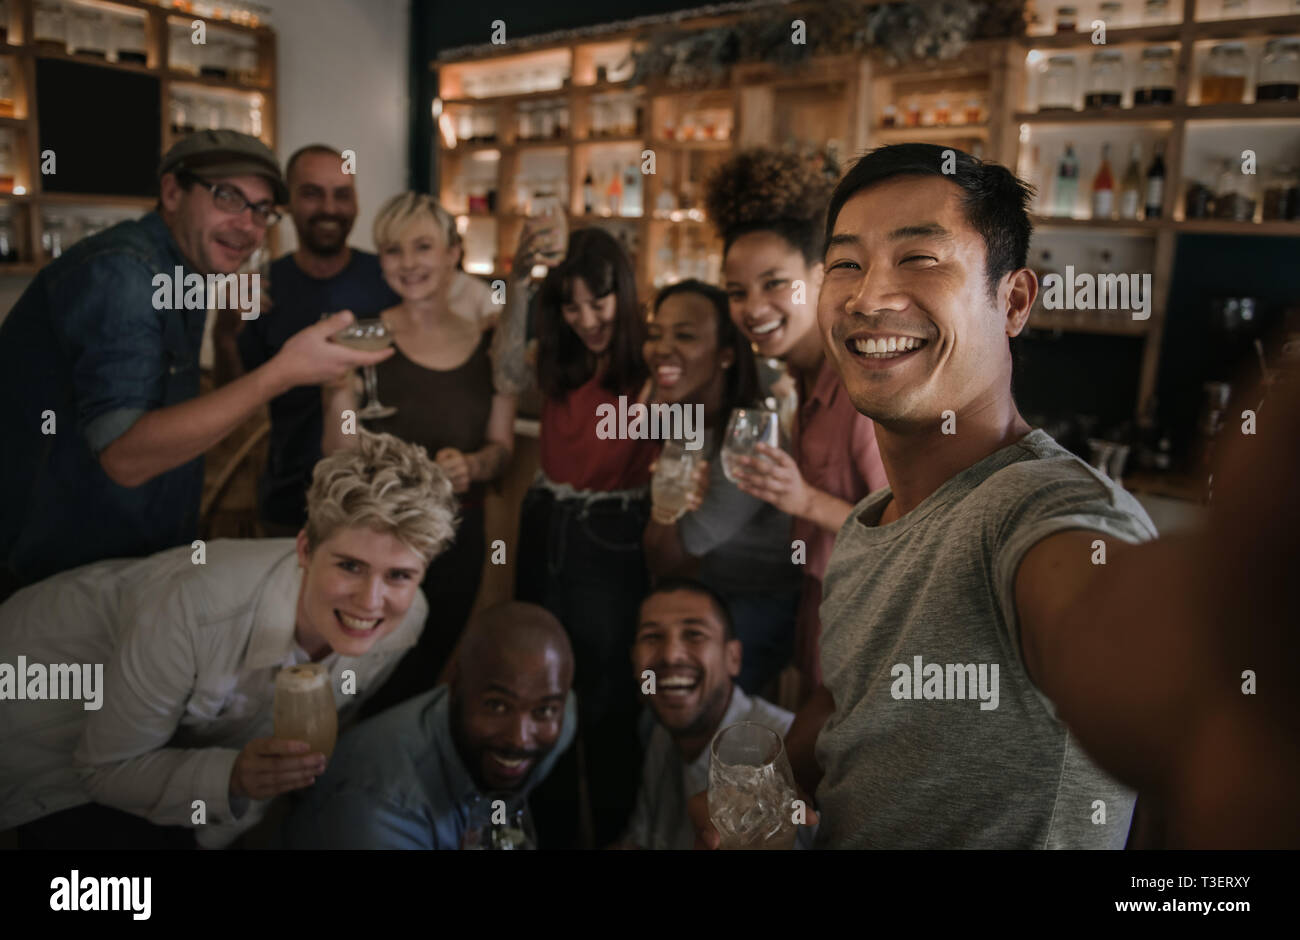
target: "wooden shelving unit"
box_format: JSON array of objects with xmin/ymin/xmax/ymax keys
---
[
  {"xmin": 0, "ymin": 0, "xmax": 276, "ymax": 273},
  {"xmin": 432, "ymin": 21, "xmax": 876, "ymax": 294},
  {"xmin": 1013, "ymin": 1, "xmax": 1300, "ymax": 420},
  {"xmin": 430, "ymin": 1, "xmax": 1299, "ymax": 428}
]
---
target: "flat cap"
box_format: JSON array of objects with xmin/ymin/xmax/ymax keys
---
[{"xmin": 159, "ymin": 129, "xmax": 288, "ymax": 204}]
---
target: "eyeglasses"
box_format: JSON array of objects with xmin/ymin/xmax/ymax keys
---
[{"xmin": 180, "ymin": 171, "xmax": 282, "ymax": 226}]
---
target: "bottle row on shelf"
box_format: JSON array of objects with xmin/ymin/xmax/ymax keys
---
[
  {"xmin": 1032, "ymin": 140, "xmax": 1168, "ymax": 219},
  {"xmin": 880, "ymin": 95, "xmax": 987, "ymax": 129},
  {"xmin": 1030, "ymin": 0, "xmax": 1300, "ymax": 36},
  {"xmin": 169, "ymin": 90, "xmax": 264, "ymax": 140},
  {"xmin": 446, "ymin": 98, "xmax": 736, "ymax": 147},
  {"xmin": 1030, "ymin": 137, "xmax": 1300, "ymax": 222},
  {"xmin": 1032, "ymin": 37, "xmax": 1299, "ymax": 112},
  {"xmin": 1184, "ymin": 159, "xmax": 1300, "ymax": 219},
  {"xmin": 167, "ymin": 22, "xmax": 261, "ymax": 81},
  {"xmin": 0, "ymin": 206, "xmax": 137, "ymax": 264},
  {"xmin": 20, "ymin": 0, "xmax": 265, "ymax": 78}
]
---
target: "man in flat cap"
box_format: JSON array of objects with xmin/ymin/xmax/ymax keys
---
[{"xmin": 0, "ymin": 131, "xmax": 392, "ymax": 596}]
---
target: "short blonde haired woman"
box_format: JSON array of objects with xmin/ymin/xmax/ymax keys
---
[
  {"xmin": 0, "ymin": 430, "xmax": 455, "ymax": 849},
  {"xmin": 322, "ymin": 192, "xmax": 515, "ymax": 717}
]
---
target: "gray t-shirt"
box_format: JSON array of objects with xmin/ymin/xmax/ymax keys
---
[
  {"xmin": 814, "ymin": 429, "xmax": 1157, "ymax": 849},
  {"xmin": 679, "ymin": 442, "xmax": 802, "ymax": 596},
  {"xmin": 624, "ymin": 686, "xmax": 793, "ymax": 850}
]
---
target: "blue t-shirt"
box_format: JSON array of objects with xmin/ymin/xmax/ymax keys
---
[
  {"xmin": 0, "ymin": 212, "xmax": 206, "ymax": 585},
  {"xmin": 237, "ymin": 250, "xmax": 398, "ymax": 527}
]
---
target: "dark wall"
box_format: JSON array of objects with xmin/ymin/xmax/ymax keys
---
[
  {"xmin": 1156, "ymin": 233, "xmax": 1300, "ymax": 460},
  {"xmin": 425, "ymin": 0, "xmax": 714, "ymax": 55}
]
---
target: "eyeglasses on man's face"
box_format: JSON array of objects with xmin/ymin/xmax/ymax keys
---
[{"xmin": 180, "ymin": 171, "xmax": 282, "ymax": 226}]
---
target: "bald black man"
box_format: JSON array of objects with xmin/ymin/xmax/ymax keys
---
[{"xmin": 281, "ymin": 602, "xmax": 577, "ymax": 849}]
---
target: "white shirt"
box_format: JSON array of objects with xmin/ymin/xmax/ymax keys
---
[
  {"xmin": 0, "ymin": 538, "xmax": 425, "ymax": 845},
  {"xmin": 624, "ymin": 686, "xmax": 794, "ymax": 850}
]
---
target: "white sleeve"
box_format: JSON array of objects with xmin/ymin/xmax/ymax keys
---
[{"xmin": 73, "ymin": 584, "xmax": 245, "ymax": 827}]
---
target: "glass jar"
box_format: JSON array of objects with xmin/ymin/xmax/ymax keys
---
[
  {"xmin": 42, "ymin": 216, "xmax": 65, "ymax": 259},
  {"xmin": 1257, "ymin": 38, "xmax": 1300, "ymax": 102},
  {"xmin": 1261, "ymin": 164, "xmax": 1299, "ymax": 220},
  {"xmin": 169, "ymin": 92, "xmax": 194, "ymax": 135},
  {"xmin": 169, "ymin": 23, "xmax": 199, "ymax": 74},
  {"xmin": 1040, "ymin": 55, "xmax": 1078, "ymax": 110},
  {"xmin": 1055, "ymin": 5, "xmax": 1077, "ymax": 34},
  {"xmin": 0, "ymin": 216, "xmax": 16, "ymax": 263},
  {"xmin": 234, "ymin": 35, "xmax": 259, "ymax": 84},
  {"xmin": 538, "ymin": 101, "xmax": 556, "ymax": 139},
  {"xmin": 515, "ymin": 101, "xmax": 532, "ymax": 141},
  {"xmin": 904, "ymin": 96, "xmax": 921, "ymax": 126},
  {"xmin": 1184, "ymin": 179, "xmax": 1213, "ymax": 218},
  {"xmin": 0, "ymin": 58, "xmax": 13, "ymax": 118},
  {"xmin": 933, "ymin": 97, "xmax": 951, "ymax": 124},
  {"xmin": 200, "ymin": 36, "xmax": 230, "ymax": 79},
  {"xmin": 1200, "ymin": 43, "xmax": 1249, "ymax": 105},
  {"xmin": 1086, "ymin": 50, "xmax": 1124, "ymax": 108},
  {"xmin": 1099, "ymin": 1, "xmax": 1122, "ymax": 24},
  {"xmin": 66, "ymin": 3, "xmax": 107, "ymax": 58},
  {"xmin": 963, "ymin": 97, "xmax": 982, "ymax": 123},
  {"xmin": 1214, "ymin": 158, "xmax": 1257, "ymax": 221},
  {"xmin": 33, "ymin": 0, "xmax": 65, "ymax": 52},
  {"xmin": 113, "ymin": 15, "xmax": 148, "ymax": 65},
  {"xmin": 881, "ymin": 103, "xmax": 898, "ymax": 128},
  {"xmin": 1135, "ymin": 46, "xmax": 1176, "ymax": 105},
  {"xmin": 1143, "ymin": 0, "xmax": 1170, "ymax": 24}
]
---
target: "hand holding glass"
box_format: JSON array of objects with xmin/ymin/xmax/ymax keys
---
[
  {"xmin": 651, "ymin": 440, "xmax": 701, "ymax": 522},
  {"xmin": 708, "ymin": 721, "xmax": 799, "ymax": 850},
  {"xmin": 721, "ymin": 408, "xmax": 780, "ymax": 484},
  {"xmin": 325, "ymin": 316, "xmax": 398, "ymax": 419},
  {"xmin": 273, "ymin": 663, "xmax": 338, "ymax": 760}
]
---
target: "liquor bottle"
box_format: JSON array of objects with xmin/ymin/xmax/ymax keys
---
[
  {"xmin": 607, "ymin": 165, "xmax": 623, "ymax": 216},
  {"xmin": 1091, "ymin": 143, "xmax": 1115, "ymax": 219},
  {"xmin": 1120, "ymin": 142, "xmax": 1143, "ymax": 220},
  {"xmin": 1145, "ymin": 144, "xmax": 1166, "ymax": 219},
  {"xmin": 583, "ymin": 170, "xmax": 594, "ymax": 215},
  {"xmin": 1053, "ymin": 143, "xmax": 1080, "ymax": 217}
]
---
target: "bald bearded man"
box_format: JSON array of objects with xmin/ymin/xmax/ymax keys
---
[{"xmin": 281, "ymin": 602, "xmax": 576, "ymax": 849}]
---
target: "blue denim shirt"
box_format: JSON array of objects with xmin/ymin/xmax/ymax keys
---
[
  {"xmin": 281, "ymin": 684, "xmax": 577, "ymax": 849},
  {"xmin": 0, "ymin": 212, "xmax": 207, "ymax": 584}
]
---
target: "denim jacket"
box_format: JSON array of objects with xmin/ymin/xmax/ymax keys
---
[
  {"xmin": 281, "ymin": 684, "xmax": 578, "ymax": 849},
  {"xmin": 0, "ymin": 212, "xmax": 207, "ymax": 584}
]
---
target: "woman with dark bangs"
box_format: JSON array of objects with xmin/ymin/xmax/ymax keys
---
[
  {"xmin": 641, "ymin": 279, "xmax": 803, "ymax": 697},
  {"xmin": 492, "ymin": 224, "xmax": 656, "ymax": 849}
]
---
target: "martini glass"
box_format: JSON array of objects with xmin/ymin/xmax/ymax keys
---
[{"xmin": 328, "ymin": 317, "xmax": 398, "ymax": 419}]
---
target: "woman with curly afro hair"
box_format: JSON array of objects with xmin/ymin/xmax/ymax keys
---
[{"xmin": 704, "ymin": 148, "xmax": 887, "ymax": 699}]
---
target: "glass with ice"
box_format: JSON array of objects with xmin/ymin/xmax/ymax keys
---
[
  {"xmin": 708, "ymin": 721, "xmax": 799, "ymax": 850},
  {"xmin": 651, "ymin": 439, "xmax": 699, "ymax": 522},
  {"xmin": 720, "ymin": 407, "xmax": 779, "ymax": 485}
]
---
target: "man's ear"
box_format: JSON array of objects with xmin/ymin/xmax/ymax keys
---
[
  {"xmin": 725, "ymin": 638, "xmax": 742, "ymax": 679},
  {"xmin": 159, "ymin": 172, "xmax": 185, "ymax": 214},
  {"xmin": 1004, "ymin": 268, "xmax": 1037, "ymax": 338}
]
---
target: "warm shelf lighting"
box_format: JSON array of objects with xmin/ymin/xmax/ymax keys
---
[
  {"xmin": 12, "ymin": 185, "xmax": 25, "ymax": 195},
  {"xmin": 465, "ymin": 260, "xmax": 493, "ymax": 275},
  {"xmin": 431, "ymin": 97, "xmax": 443, "ymax": 118}
]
